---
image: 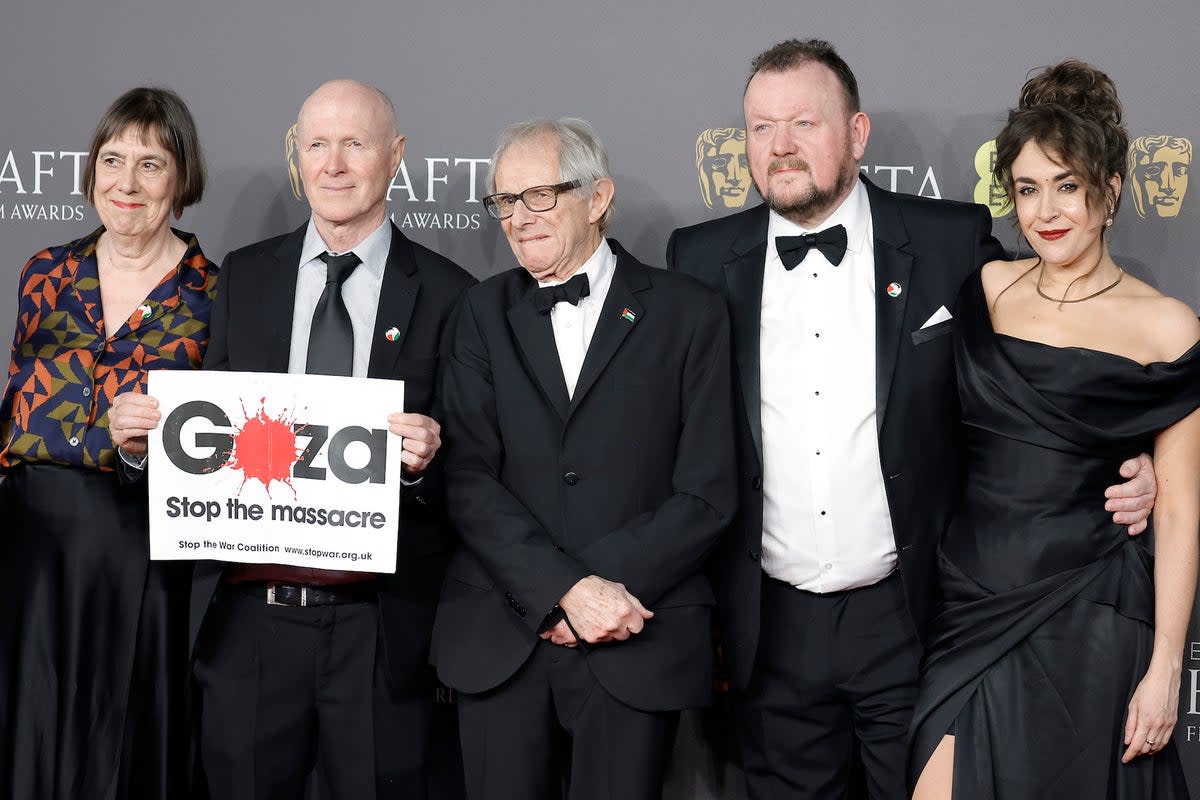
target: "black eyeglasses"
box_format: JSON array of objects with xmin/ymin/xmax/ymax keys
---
[{"xmin": 482, "ymin": 180, "xmax": 582, "ymax": 220}]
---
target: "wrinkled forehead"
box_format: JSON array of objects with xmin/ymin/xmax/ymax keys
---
[
  {"xmin": 495, "ymin": 137, "xmax": 562, "ymax": 190},
  {"xmin": 744, "ymin": 63, "xmax": 849, "ymax": 117}
]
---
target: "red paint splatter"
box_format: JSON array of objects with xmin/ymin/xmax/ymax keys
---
[{"xmin": 226, "ymin": 398, "xmax": 301, "ymax": 498}]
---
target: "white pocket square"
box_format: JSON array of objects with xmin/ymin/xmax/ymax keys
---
[{"xmin": 920, "ymin": 306, "xmax": 953, "ymax": 329}]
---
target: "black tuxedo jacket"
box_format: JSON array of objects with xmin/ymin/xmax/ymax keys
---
[
  {"xmin": 430, "ymin": 240, "xmax": 737, "ymax": 711},
  {"xmin": 191, "ymin": 221, "xmax": 476, "ymax": 695},
  {"xmin": 666, "ymin": 176, "xmax": 1004, "ymax": 690}
]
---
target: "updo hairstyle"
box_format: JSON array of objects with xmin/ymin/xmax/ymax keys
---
[{"xmin": 992, "ymin": 60, "xmax": 1128, "ymax": 218}]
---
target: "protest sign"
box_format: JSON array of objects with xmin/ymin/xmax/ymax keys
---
[{"xmin": 147, "ymin": 370, "xmax": 403, "ymax": 572}]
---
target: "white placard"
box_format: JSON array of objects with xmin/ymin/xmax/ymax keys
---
[{"xmin": 147, "ymin": 370, "xmax": 404, "ymax": 573}]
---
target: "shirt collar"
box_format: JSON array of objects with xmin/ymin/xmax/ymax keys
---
[
  {"xmin": 766, "ymin": 178, "xmax": 870, "ymax": 264},
  {"xmin": 536, "ymin": 238, "xmax": 615, "ymax": 292},
  {"xmin": 300, "ymin": 217, "xmax": 392, "ymax": 280}
]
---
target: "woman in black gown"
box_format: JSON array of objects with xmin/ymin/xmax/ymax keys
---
[{"xmin": 910, "ymin": 61, "xmax": 1200, "ymax": 799}]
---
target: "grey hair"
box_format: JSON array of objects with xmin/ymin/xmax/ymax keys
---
[{"xmin": 486, "ymin": 117, "xmax": 615, "ymax": 232}]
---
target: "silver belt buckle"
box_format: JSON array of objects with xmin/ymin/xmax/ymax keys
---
[{"xmin": 266, "ymin": 583, "xmax": 309, "ymax": 607}]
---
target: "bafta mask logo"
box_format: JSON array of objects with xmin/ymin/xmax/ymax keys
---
[
  {"xmin": 285, "ymin": 123, "xmax": 303, "ymax": 200},
  {"xmin": 696, "ymin": 128, "xmax": 749, "ymax": 210},
  {"xmin": 1128, "ymin": 135, "xmax": 1191, "ymax": 219},
  {"xmin": 973, "ymin": 140, "xmax": 1011, "ymax": 218}
]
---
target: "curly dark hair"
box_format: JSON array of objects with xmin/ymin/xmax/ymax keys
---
[{"xmin": 992, "ymin": 60, "xmax": 1127, "ymax": 217}]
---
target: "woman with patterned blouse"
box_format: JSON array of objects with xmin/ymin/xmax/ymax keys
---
[{"xmin": 0, "ymin": 87, "xmax": 218, "ymax": 799}]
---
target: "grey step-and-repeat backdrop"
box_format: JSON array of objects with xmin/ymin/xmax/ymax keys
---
[{"xmin": 3, "ymin": 0, "xmax": 1198, "ymax": 796}]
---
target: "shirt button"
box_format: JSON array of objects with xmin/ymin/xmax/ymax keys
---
[
  {"xmin": 820, "ymin": 510, "xmax": 827, "ymax": 516},
  {"xmin": 69, "ymin": 436, "xmax": 80, "ymax": 446},
  {"xmin": 824, "ymin": 562, "xmax": 833, "ymax": 571},
  {"xmin": 82, "ymin": 387, "xmax": 91, "ymax": 397},
  {"xmin": 563, "ymin": 471, "xmax": 579, "ymax": 486}
]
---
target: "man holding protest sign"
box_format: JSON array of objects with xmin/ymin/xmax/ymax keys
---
[{"xmin": 110, "ymin": 79, "xmax": 475, "ymax": 799}]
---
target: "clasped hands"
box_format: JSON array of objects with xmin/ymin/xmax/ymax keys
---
[
  {"xmin": 540, "ymin": 575, "xmax": 654, "ymax": 648},
  {"xmin": 107, "ymin": 390, "xmax": 441, "ymax": 476}
]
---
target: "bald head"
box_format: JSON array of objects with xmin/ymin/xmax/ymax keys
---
[
  {"xmin": 294, "ymin": 78, "xmax": 406, "ymax": 251},
  {"xmin": 297, "ymin": 79, "xmax": 397, "ymax": 139}
]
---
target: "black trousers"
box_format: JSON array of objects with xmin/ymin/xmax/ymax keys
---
[
  {"xmin": 457, "ymin": 641, "xmax": 679, "ymax": 800},
  {"xmin": 739, "ymin": 571, "xmax": 921, "ymax": 800},
  {"xmin": 193, "ymin": 585, "xmax": 431, "ymax": 800}
]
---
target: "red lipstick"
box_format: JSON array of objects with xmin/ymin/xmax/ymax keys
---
[{"xmin": 1037, "ymin": 229, "xmax": 1069, "ymax": 241}]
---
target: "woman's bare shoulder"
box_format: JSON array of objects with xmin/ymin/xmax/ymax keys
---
[
  {"xmin": 980, "ymin": 258, "xmax": 1035, "ymax": 304},
  {"xmin": 1122, "ymin": 276, "xmax": 1200, "ymax": 361}
]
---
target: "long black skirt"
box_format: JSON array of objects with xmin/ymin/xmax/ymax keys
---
[{"xmin": 0, "ymin": 465, "xmax": 191, "ymax": 800}]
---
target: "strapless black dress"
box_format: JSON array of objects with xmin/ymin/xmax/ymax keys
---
[{"xmin": 909, "ymin": 271, "xmax": 1199, "ymax": 798}]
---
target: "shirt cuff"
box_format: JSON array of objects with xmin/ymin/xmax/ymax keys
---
[
  {"xmin": 400, "ymin": 474, "xmax": 424, "ymax": 487},
  {"xmin": 118, "ymin": 448, "xmax": 147, "ymax": 471}
]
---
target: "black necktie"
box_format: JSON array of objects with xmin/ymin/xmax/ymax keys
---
[
  {"xmin": 306, "ymin": 252, "xmax": 360, "ymax": 376},
  {"xmin": 533, "ymin": 273, "xmax": 590, "ymax": 314},
  {"xmin": 776, "ymin": 225, "xmax": 848, "ymax": 269}
]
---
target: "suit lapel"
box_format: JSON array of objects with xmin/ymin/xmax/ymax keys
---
[
  {"xmin": 367, "ymin": 224, "xmax": 419, "ymax": 378},
  {"xmin": 507, "ymin": 280, "xmax": 571, "ymax": 421},
  {"xmin": 723, "ymin": 207, "xmax": 768, "ymax": 464},
  {"xmin": 866, "ymin": 183, "xmax": 914, "ymax": 433},
  {"xmin": 567, "ymin": 244, "xmax": 647, "ymax": 420},
  {"xmin": 258, "ymin": 226, "xmax": 305, "ymax": 373}
]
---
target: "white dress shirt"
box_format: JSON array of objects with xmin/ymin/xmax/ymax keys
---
[
  {"xmin": 759, "ymin": 180, "xmax": 897, "ymax": 592},
  {"xmin": 538, "ymin": 239, "xmax": 616, "ymax": 398},
  {"xmin": 288, "ymin": 218, "xmax": 392, "ymax": 377}
]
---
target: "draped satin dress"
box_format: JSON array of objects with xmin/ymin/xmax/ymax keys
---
[{"xmin": 909, "ymin": 272, "xmax": 1199, "ymax": 798}]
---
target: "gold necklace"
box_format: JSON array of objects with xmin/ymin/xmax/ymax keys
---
[{"xmin": 1035, "ymin": 259, "xmax": 1123, "ymax": 310}]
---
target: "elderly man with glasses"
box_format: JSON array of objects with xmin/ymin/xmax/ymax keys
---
[{"xmin": 430, "ymin": 117, "xmax": 737, "ymax": 800}]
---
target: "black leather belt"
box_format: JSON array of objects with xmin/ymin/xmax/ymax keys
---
[{"xmin": 233, "ymin": 581, "xmax": 376, "ymax": 607}]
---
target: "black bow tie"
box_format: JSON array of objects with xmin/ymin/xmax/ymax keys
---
[
  {"xmin": 776, "ymin": 225, "xmax": 848, "ymax": 269},
  {"xmin": 533, "ymin": 273, "xmax": 590, "ymax": 314}
]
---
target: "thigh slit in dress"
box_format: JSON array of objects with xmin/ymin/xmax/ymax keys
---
[{"xmin": 909, "ymin": 272, "xmax": 1199, "ymax": 799}]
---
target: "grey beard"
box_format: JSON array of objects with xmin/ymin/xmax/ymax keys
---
[{"xmin": 761, "ymin": 166, "xmax": 857, "ymax": 226}]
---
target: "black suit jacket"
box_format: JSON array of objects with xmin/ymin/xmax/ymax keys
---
[
  {"xmin": 430, "ymin": 240, "xmax": 737, "ymax": 711},
  {"xmin": 191, "ymin": 221, "xmax": 476, "ymax": 695},
  {"xmin": 666, "ymin": 176, "xmax": 1004, "ymax": 690}
]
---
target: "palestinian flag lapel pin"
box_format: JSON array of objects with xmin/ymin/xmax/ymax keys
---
[
  {"xmin": 620, "ymin": 307, "xmax": 637, "ymax": 323},
  {"xmin": 385, "ymin": 326, "xmax": 401, "ymax": 342},
  {"xmin": 886, "ymin": 282, "xmax": 903, "ymax": 298},
  {"xmin": 137, "ymin": 303, "xmax": 152, "ymax": 320}
]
